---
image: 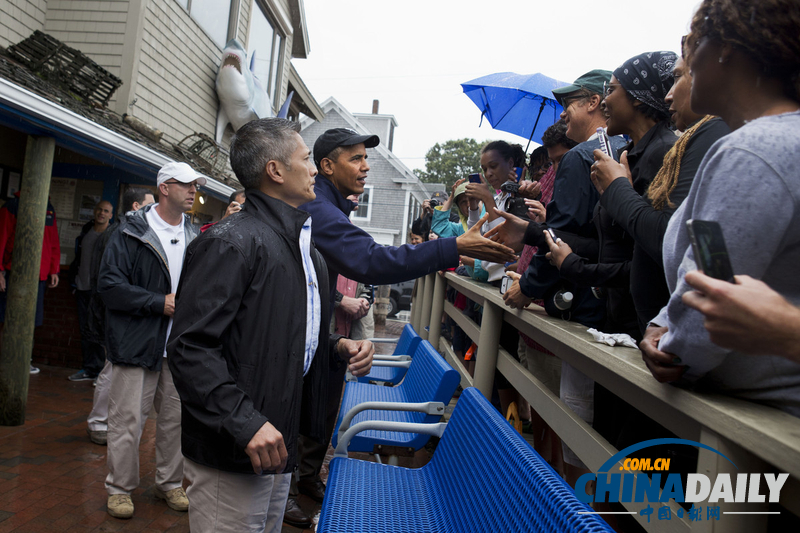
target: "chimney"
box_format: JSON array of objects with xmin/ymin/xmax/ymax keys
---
[{"xmin": 372, "ymin": 99, "xmax": 379, "ymax": 114}]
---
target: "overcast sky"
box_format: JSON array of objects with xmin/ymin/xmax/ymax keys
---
[{"xmin": 293, "ymin": 0, "xmax": 702, "ymax": 172}]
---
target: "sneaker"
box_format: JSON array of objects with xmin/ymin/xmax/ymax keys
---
[
  {"xmin": 107, "ymin": 494, "xmax": 134, "ymax": 519},
  {"xmin": 29, "ymin": 365, "xmax": 40, "ymax": 375},
  {"xmin": 87, "ymin": 428, "xmax": 107, "ymax": 445},
  {"xmin": 68, "ymin": 369, "xmax": 95, "ymax": 382},
  {"xmin": 153, "ymin": 486, "xmax": 189, "ymax": 512}
]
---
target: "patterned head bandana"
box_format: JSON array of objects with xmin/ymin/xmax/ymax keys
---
[{"xmin": 613, "ymin": 51, "xmax": 677, "ymax": 116}]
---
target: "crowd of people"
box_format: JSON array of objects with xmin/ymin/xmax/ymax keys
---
[
  {"xmin": 409, "ymin": 0, "xmax": 800, "ymax": 511},
  {"xmin": 3, "ymin": 0, "xmax": 799, "ymax": 531}
]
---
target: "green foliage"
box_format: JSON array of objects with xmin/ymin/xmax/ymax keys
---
[{"xmin": 416, "ymin": 138, "xmax": 483, "ymax": 191}]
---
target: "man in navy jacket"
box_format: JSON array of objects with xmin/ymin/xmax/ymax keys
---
[{"xmin": 284, "ymin": 128, "xmax": 514, "ymax": 527}]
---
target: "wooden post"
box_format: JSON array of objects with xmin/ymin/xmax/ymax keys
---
[
  {"xmin": 0, "ymin": 136, "xmax": 55, "ymax": 426},
  {"xmin": 374, "ymin": 285, "xmax": 389, "ymax": 327},
  {"xmin": 411, "ymin": 276, "xmax": 425, "ymax": 332},
  {"xmin": 473, "ymin": 301, "xmax": 503, "ymax": 399},
  {"xmin": 427, "ymin": 273, "xmax": 446, "ymax": 352},
  {"xmin": 418, "ymin": 273, "xmax": 435, "ymax": 341}
]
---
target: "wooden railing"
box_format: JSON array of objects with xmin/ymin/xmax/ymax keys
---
[{"xmin": 410, "ymin": 271, "xmax": 800, "ymax": 533}]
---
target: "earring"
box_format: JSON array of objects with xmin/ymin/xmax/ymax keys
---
[{"xmin": 719, "ymin": 57, "xmax": 724, "ymax": 63}]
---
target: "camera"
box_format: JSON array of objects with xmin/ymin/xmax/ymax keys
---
[
  {"xmin": 500, "ymin": 182, "xmax": 529, "ymax": 219},
  {"xmin": 429, "ymin": 199, "xmax": 440, "ymax": 208},
  {"xmin": 500, "ymin": 182, "xmax": 520, "ymax": 196}
]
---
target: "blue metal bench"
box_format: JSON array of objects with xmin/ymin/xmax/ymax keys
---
[
  {"xmin": 354, "ymin": 323, "xmax": 422, "ymax": 385},
  {"xmin": 332, "ymin": 340, "xmax": 460, "ymax": 454},
  {"xmin": 319, "ymin": 387, "xmax": 614, "ymax": 533}
]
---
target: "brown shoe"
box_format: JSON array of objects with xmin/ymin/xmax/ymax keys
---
[
  {"xmin": 297, "ymin": 477, "xmax": 325, "ymax": 503},
  {"xmin": 283, "ymin": 497, "xmax": 312, "ymax": 529},
  {"xmin": 107, "ymin": 494, "xmax": 134, "ymax": 519},
  {"xmin": 153, "ymin": 486, "xmax": 189, "ymax": 512}
]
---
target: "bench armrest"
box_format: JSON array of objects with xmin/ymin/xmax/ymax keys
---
[
  {"xmin": 344, "ymin": 358, "xmax": 412, "ymax": 382},
  {"xmin": 373, "ymin": 354, "xmax": 411, "ymax": 362},
  {"xmin": 366, "ymin": 337, "xmax": 400, "ymax": 344},
  {"xmin": 337, "ymin": 401, "xmax": 445, "ymax": 442},
  {"xmin": 334, "ymin": 420, "xmax": 447, "ymax": 458}
]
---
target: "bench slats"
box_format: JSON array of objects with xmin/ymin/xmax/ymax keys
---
[{"xmin": 319, "ymin": 388, "xmax": 614, "ymax": 532}]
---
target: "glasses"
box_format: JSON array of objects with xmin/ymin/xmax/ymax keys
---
[
  {"xmin": 537, "ymin": 161, "xmax": 553, "ymax": 173},
  {"xmin": 603, "ymin": 81, "xmax": 622, "ymax": 98},
  {"xmin": 163, "ymin": 180, "xmax": 199, "ymax": 189},
  {"xmin": 560, "ymin": 95, "xmax": 586, "ymax": 109}
]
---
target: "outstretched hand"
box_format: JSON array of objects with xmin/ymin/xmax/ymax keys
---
[
  {"xmin": 483, "ymin": 208, "xmax": 529, "ymax": 253},
  {"xmin": 455, "ymin": 213, "xmax": 516, "ymax": 263}
]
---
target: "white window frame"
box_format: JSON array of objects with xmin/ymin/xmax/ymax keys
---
[
  {"xmin": 351, "ymin": 185, "xmax": 374, "ymax": 223},
  {"xmin": 248, "ymin": 1, "xmax": 286, "ymax": 109},
  {"xmin": 178, "ymin": 0, "xmax": 235, "ymax": 49}
]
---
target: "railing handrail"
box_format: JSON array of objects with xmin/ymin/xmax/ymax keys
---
[{"xmin": 411, "ymin": 271, "xmax": 800, "ymax": 531}]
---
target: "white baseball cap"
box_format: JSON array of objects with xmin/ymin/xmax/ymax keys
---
[{"xmin": 156, "ymin": 162, "xmax": 207, "ymax": 187}]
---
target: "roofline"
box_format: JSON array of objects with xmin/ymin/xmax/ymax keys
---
[
  {"xmin": 352, "ymin": 112, "xmax": 399, "ymax": 128},
  {"xmin": 289, "ymin": 0, "xmax": 310, "ymax": 58},
  {"xmin": 0, "ymin": 77, "xmax": 233, "ymax": 200},
  {"xmin": 287, "ymin": 63, "xmax": 324, "ymax": 121}
]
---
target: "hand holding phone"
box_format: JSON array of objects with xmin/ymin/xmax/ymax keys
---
[
  {"xmin": 686, "ymin": 219, "xmax": 735, "ymax": 282},
  {"xmin": 597, "ymin": 127, "xmax": 613, "ymax": 158}
]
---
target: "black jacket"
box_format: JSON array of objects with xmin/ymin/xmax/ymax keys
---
[
  {"xmin": 167, "ymin": 190, "xmax": 342, "ymax": 474},
  {"xmin": 68, "ymin": 219, "xmax": 96, "ymax": 288},
  {"xmin": 97, "ymin": 205, "xmax": 199, "ymax": 371},
  {"xmin": 557, "ymin": 122, "xmax": 677, "ymax": 338},
  {"xmin": 600, "ymin": 117, "xmax": 730, "ymax": 332}
]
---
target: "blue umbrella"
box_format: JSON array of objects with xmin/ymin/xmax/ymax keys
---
[{"xmin": 461, "ymin": 72, "xmax": 567, "ymax": 150}]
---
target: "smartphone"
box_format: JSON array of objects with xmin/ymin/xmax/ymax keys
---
[
  {"xmin": 468, "ymin": 173, "xmax": 482, "ymax": 184},
  {"xmin": 686, "ymin": 219, "xmax": 735, "ymax": 282},
  {"xmin": 500, "ymin": 275, "xmax": 513, "ymax": 295},
  {"xmin": 514, "ymin": 167, "xmax": 523, "ymax": 182},
  {"xmin": 597, "ymin": 127, "xmax": 614, "ymax": 158},
  {"xmin": 546, "ymin": 228, "xmax": 558, "ymax": 242}
]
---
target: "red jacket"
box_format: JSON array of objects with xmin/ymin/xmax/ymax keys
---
[{"xmin": 0, "ymin": 193, "xmax": 61, "ymax": 281}]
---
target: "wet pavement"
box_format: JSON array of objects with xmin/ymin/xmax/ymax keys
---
[{"xmin": 0, "ymin": 319, "xmax": 415, "ymax": 532}]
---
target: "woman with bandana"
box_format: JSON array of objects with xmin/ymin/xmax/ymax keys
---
[
  {"xmin": 591, "ymin": 48, "xmax": 731, "ymax": 333},
  {"xmin": 545, "ymin": 51, "xmax": 678, "ymax": 339}
]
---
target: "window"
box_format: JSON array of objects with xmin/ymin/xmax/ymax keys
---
[
  {"xmin": 247, "ymin": 4, "xmax": 284, "ymax": 108},
  {"xmin": 407, "ymin": 196, "xmax": 421, "ymax": 231},
  {"xmin": 351, "ymin": 186, "xmax": 373, "ymax": 222},
  {"xmin": 179, "ymin": 0, "xmax": 232, "ymax": 49}
]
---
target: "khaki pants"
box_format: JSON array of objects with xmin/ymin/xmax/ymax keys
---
[
  {"xmin": 88, "ymin": 359, "xmax": 112, "ymax": 432},
  {"xmin": 350, "ymin": 305, "xmax": 375, "ymax": 341},
  {"xmin": 185, "ymin": 459, "xmax": 290, "ymax": 533},
  {"xmin": 105, "ymin": 362, "xmax": 183, "ymax": 495}
]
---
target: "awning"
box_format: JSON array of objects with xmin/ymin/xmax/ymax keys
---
[{"xmin": 0, "ymin": 77, "xmax": 234, "ymax": 200}]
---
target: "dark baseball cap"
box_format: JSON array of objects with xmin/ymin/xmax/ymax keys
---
[
  {"xmin": 552, "ymin": 69, "xmax": 613, "ymax": 105},
  {"xmin": 313, "ymin": 128, "xmax": 380, "ymax": 167}
]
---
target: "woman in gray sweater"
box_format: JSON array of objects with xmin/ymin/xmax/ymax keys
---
[{"xmin": 640, "ymin": 0, "xmax": 800, "ymax": 417}]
